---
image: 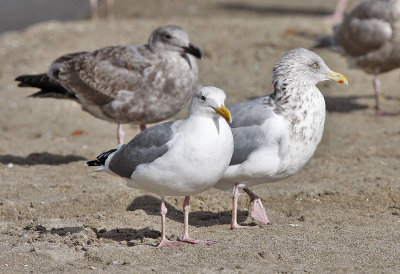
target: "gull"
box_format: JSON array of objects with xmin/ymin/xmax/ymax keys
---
[
  {"xmin": 215, "ymin": 48, "xmax": 348, "ymax": 229},
  {"xmin": 318, "ymin": 0, "xmax": 400, "ymax": 115},
  {"xmin": 15, "ymin": 25, "xmax": 202, "ymax": 144},
  {"xmin": 86, "ymin": 87, "xmax": 234, "ymax": 248}
]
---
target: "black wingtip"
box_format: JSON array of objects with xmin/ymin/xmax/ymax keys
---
[
  {"xmin": 27, "ymin": 91, "xmax": 44, "ymax": 98},
  {"xmin": 15, "ymin": 73, "xmax": 78, "ymax": 100},
  {"xmin": 86, "ymin": 160, "xmax": 101, "ymax": 166},
  {"xmin": 15, "ymin": 74, "xmax": 44, "ymax": 83},
  {"xmin": 86, "ymin": 148, "xmax": 118, "ymax": 167}
]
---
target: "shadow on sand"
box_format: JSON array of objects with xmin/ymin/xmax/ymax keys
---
[
  {"xmin": 24, "ymin": 224, "xmax": 160, "ymax": 245},
  {"xmin": 24, "ymin": 224, "xmax": 84, "ymax": 236},
  {"xmin": 0, "ymin": 152, "xmax": 86, "ymax": 166},
  {"xmin": 95, "ymin": 227, "xmax": 161, "ymax": 245},
  {"xmin": 219, "ymin": 3, "xmax": 332, "ymax": 16},
  {"xmin": 126, "ymin": 195, "xmax": 250, "ymax": 227},
  {"xmin": 325, "ymin": 95, "xmax": 370, "ymax": 113}
]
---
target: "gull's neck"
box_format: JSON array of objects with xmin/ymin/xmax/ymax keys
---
[
  {"xmin": 264, "ymin": 79, "xmax": 326, "ymax": 143},
  {"xmin": 266, "ymin": 78, "xmax": 321, "ymax": 116}
]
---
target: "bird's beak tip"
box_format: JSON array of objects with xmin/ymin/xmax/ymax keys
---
[
  {"xmin": 184, "ymin": 44, "xmax": 202, "ymax": 59},
  {"xmin": 325, "ymin": 71, "xmax": 348, "ymax": 86},
  {"xmin": 213, "ymin": 105, "xmax": 232, "ymax": 123}
]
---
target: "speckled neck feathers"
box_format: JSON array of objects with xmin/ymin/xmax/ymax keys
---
[{"xmin": 264, "ymin": 70, "xmax": 326, "ymax": 144}]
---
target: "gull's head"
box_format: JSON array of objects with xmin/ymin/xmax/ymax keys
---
[
  {"xmin": 273, "ymin": 48, "xmax": 348, "ymax": 86},
  {"xmin": 148, "ymin": 25, "xmax": 202, "ymax": 59},
  {"xmin": 189, "ymin": 87, "xmax": 232, "ymax": 123}
]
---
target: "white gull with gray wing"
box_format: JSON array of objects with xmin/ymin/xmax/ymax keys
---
[
  {"xmin": 87, "ymin": 87, "xmax": 234, "ymax": 248},
  {"xmin": 215, "ymin": 48, "xmax": 348, "ymax": 229}
]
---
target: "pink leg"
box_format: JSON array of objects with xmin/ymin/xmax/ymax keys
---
[
  {"xmin": 116, "ymin": 123, "xmax": 125, "ymax": 144},
  {"xmin": 90, "ymin": 0, "xmax": 98, "ymax": 19},
  {"xmin": 231, "ymin": 185, "xmax": 260, "ymax": 229},
  {"xmin": 325, "ymin": 0, "xmax": 348, "ymax": 22},
  {"xmin": 374, "ymin": 74, "xmax": 400, "ymax": 116},
  {"xmin": 157, "ymin": 198, "xmax": 184, "ymax": 248},
  {"xmin": 373, "ymin": 74, "xmax": 382, "ymax": 114},
  {"xmin": 106, "ymin": 0, "xmax": 114, "ymax": 19},
  {"xmin": 243, "ymin": 188, "xmax": 271, "ymax": 225},
  {"xmin": 181, "ymin": 196, "xmax": 215, "ymax": 245},
  {"xmin": 139, "ymin": 124, "xmax": 146, "ymax": 132}
]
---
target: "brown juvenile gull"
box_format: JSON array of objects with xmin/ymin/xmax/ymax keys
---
[
  {"xmin": 86, "ymin": 87, "xmax": 234, "ymax": 248},
  {"xmin": 215, "ymin": 48, "xmax": 348, "ymax": 229},
  {"xmin": 319, "ymin": 0, "xmax": 400, "ymax": 115},
  {"xmin": 15, "ymin": 25, "xmax": 202, "ymax": 143}
]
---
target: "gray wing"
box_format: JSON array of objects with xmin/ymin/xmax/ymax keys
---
[
  {"xmin": 229, "ymin": 96, "xmax": 275, "ymax": 128},
  {"xmin": 49, "ymin": 45, "xmax": 154, "ymax": 105},
  {"xmin": 229, "ymin": 96, "xmax": 275, "ymax": 165},
  {"xmin": 108, "ymin": 121, "xmax": 177, "ymax": 178},
  {"xmin": 335, "ymin": 0, "xmax": 395, "ymax": 57}
]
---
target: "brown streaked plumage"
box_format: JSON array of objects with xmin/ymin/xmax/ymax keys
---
[{"xmin": 15, "ymin": 25, "xmax": 202, "ymax": 143}]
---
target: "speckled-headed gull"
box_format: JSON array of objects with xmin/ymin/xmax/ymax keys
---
[
  {"xmin": 16, "ymin": 25, "xmax": 202, "ymax": 143},
  {"xmin": 86, "ymin": 87, "xmax": 234, "ymax": 248},
  {"xmin": 215, "ymin": 48, "xmax": 348, "ymax": 229}
]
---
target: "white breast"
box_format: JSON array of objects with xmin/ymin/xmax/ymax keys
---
[{"xmin": 129, "ymin": 116, "xmax": 234, "ymax": 196}]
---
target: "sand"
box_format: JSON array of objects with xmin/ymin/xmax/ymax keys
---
[{"xmin": 1, "ymin": 0, "xmax": 400, "ymax": 272}]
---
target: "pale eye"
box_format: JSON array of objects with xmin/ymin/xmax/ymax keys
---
[
  {"xmin": 312, "ymin": 63, "xmax": 319, "ymax": 68},
  {"xmin": 200, "ymin": 95, "xmax": 206, "ymax": 101}
]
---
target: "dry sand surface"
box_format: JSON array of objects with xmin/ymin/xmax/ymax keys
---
[{"xmin": 1, "ymin": 0, "xmax": 400, "ymax": 272}]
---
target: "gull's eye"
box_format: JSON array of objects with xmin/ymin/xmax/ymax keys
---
[
  {"xmin": 312, "ymin": 62, "xmax": 319, "ymax": 68},
  {"xmin": 200, "ymin": 95, "xmax": 206, "ymax": 101},
  {"xmin": 164, "ymin": 34, "xmax": 172, "ymax": 39}
]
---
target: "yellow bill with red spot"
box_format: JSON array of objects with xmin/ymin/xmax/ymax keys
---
[{"xmin": 324, "ymin": 71, "xmax": 348, "ymax": 85}]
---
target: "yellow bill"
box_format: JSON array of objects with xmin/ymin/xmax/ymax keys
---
[
  {"xmin": 324, "ymin": 71, "xmax": 348, "ymax": 85},
  {"xmin": 213, "ymin": 105, "xmax": 232, "ymax": 123}
]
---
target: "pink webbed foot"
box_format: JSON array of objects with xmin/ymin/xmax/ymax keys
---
[
  {"xmin": 231, "ymin": 186, "xmax": 263, "ymax": 229},
  {"xmin": 157, "ymin": 239, "xmax": 184, "ymax": 249},
  {"xmin": 250, "ymin": 198, "xmax": 271, "ymax": 225},
  {"xmin": 181, "ymin": 196, "xmax": 215, "ymax": 245},
  {"xmin": 157, "ymin": 198, "xmax": 184, "ymax": 249},
  {"xmin": 243, "ymin": 188, "xmax": 271, "ymax": 225},
  {"xmin": 182, "ymin": 237, "xmax": 215, "ymax": 245}
]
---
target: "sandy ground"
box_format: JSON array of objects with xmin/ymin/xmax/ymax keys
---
[{"xmin": 1, "ymin": 0, "xmax": 400, "ymax": 272}]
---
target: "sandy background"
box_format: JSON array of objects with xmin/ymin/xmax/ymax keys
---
[{"xmin": 1, "ymin": 0, "xmax": 400, "ymax": 272}]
